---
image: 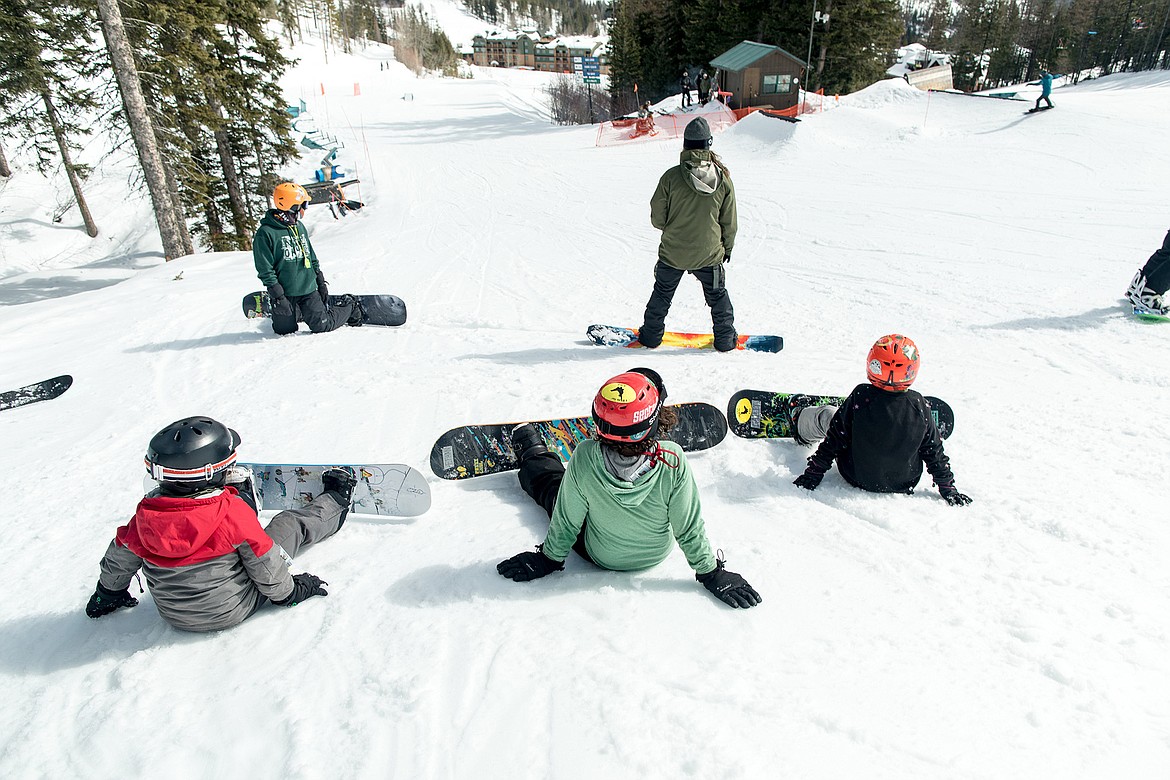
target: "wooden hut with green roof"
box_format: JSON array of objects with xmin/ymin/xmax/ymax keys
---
[{"xmin": 710, "ymin": 41, "xmax": 805, "ymax": 111}]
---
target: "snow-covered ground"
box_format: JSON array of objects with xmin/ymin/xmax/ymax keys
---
[{"xmin": 2, "ymin": 30, "xmax": 1169, "ymax": 779}]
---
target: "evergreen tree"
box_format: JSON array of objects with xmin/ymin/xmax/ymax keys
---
[{"xmin": 0, "ymin": 0, "xmax": 103, "ymax": 236}]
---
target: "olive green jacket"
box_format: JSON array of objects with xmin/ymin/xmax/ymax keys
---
[
  {"xmin": 650, "ymin": 149, "xmax": 737, "ymax": 270},
  {"xmin": 252, "ymin": 210, "xmax": 321, "ymax": 297}
]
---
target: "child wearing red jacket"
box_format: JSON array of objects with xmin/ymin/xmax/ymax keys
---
[{"xmin": 84, "ymin": 417, "xmax": 356, "ymax": 632}]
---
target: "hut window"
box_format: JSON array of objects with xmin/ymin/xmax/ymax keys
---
[{"xmin": 763, "ymin": 75, "xmax": 792, "ymax": 94}]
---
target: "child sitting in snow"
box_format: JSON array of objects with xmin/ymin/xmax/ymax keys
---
[
  {"xmin": 1125, "ymin": 228, "xmax": 1170, "ymax": 315},
  {"xmin": 497, "ymin": 368, "xmax": 761, "ymax": 609},
  {"xmin": 84, "ymin": 417, "xmax": 357, "ymax": 631},
  {"xmin": 791, "ymin": 335, "xmax": 973, "ymax": 506}
]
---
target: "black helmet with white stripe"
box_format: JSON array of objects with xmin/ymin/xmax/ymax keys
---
[{"xmin": 145, "ymin": 417, "xmax": 240, "ymax": 494}]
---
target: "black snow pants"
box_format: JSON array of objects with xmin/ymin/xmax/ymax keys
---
[
  {"xmin": 272, "ymin": 292, "xmax": 354, "ymax": 336},
  {"xmin": 517, "ymin": 453, "xmax": 596, "ymax": 565},
  {"xmin": 640, "ymin": 261, "xmax": 736, "ymax": 349},
  {"xmin": 1142, "ymin": 229, "xmax": 1170, "ymax": 294}
]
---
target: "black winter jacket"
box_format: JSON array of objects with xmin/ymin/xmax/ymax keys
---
[{"xmin": 805, "ymin": 384, "xmax": 954, "ymax": 493}]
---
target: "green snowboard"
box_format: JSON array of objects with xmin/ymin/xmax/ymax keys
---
[{"xmin": 727, "ymin": 390, "xmax": 955, "ymax": 440}]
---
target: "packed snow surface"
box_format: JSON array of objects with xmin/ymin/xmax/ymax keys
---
[{"xmin": 1, "ymin": 33, "xmax": 1169, "ymax": 780}]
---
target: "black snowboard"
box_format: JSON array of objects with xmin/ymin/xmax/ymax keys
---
[
  {"xmin": 430, "ymin": 402, "xmax": 728, "ymax": 480},
  {"xmin": 727, "ymin": 389, "xmax": 955, "ymax": 440},
  {"xmin": 0, "ymin": 375, "xmax": 73, "ymax": 413},
  {"xmin": 243, "ymin": 291, "xmax": 407, "ymax": 327}
]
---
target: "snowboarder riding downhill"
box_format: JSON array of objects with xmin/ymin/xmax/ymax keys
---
[
  {"xmin": 497, "ymin": 368, "xmax": 761, "ymax": 609},
  {"xmin": 1029, "ymin": 70, "xmax": 1055, "ymax": 112},
  {"xmin": 640, "ymin": 117, "xmax": 738, "ymax": 351},
  {"xmin": 253, "ymin": 182, "xmax": 363, "ymax": 335},
  {"xmin": 84, "ymin": 417, "xmax": 357, "ymax": 631},
  {"xmin": 791, "ymin": 335, "xmax": 972, "ymax": 505}
]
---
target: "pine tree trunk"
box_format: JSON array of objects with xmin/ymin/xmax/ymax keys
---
[
  {"xmin": 94, "ymin": 0, "xmax": 187, "ymax": 260},
  {"xmin": 162, "ymin": 158, "xmax": 195, "ymax": 256},
  {"xmin": 41, "ymin": 91, "xmax": 99, "ymax": 238},
  {"xmin": 206, "ymin": 92, "xmax": 253, "ymax": 248},
  {"xmin": 0, "ymin": 140, "xmax": 11, "ymax": 177}
]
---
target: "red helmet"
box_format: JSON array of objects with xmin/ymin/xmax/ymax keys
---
[
  {"xmin": 866, "ymin": 334, "xmax": 920, "ymax": 391},
  {"xmin": 592, "ymin": 368, "xmax": 666, "ymax": 443}
]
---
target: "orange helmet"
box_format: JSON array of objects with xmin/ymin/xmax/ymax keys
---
[
  {"xmin": 592, "ymin": 367, "xmax": 666, "ymax": 443},
  {"xmin": 272, "ymin": 182, "xmax": 310, "ymax": 211},
  {"xmin": 866, "ymin": 334, "xmax": 919, "ymax": 391}
]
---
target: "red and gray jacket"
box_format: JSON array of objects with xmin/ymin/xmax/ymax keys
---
[{"xmin": 96, "ymin": 488, "xmax": 295, "ymax": 632}]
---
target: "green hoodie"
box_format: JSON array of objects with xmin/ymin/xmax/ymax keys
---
[
  {"xmin": 542, "ymin": 439, "xmax": 717, "ymax": 574},
  {"xmin": 650, "ymin": 149, "xmax": 737, "ymax": 270},
  {"xmin": 252, "ymin": 210, "xmax": 321, "ymax": 297}
]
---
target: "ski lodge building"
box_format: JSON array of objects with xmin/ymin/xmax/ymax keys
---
[
  {"xmin": 709, "ymin": 41, "xmax": 805, "ymax": 111},
  {"xmin": 470, "ymin": 31, "xmax": 608, "ymax": 74}
]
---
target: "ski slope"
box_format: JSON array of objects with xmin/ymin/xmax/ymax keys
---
[{"xmin": 1, "ymin": 34, "xmax": 1169, "ymax": 779}]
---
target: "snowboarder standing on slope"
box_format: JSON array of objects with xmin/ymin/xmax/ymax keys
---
[
  {"xmin": 253, "ymin": 182, "xmax": 363, "ymax": 335},
  {"xmin": 84, "ymin": 417, "xmax": 358, "ymax": 631},
  {"xmin": 697, "ymin": 70, "xmax": 711, "ymax": 105},
  {"xmin": 791, "ymin": 335, "xmax": 973, "ymax": 506},
  {"xmin": 640, "ymin": 116, "xmax": 738, "ymax": 351},
  {"xmin": 1125, "ymin": 228, "xmax": 1170, "ymax": 315},
  {"xmin": 497, "ymin": 368, "xmax": 761, "ymax": 609},
  {"xmin": 1030, "ymin": 69, "xmax": 1055, "ymax": 111}
]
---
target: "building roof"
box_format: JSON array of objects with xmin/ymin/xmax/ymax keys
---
[{"xmin": 710, "ymin": 40, "xmax": 804, "ymax": 71}]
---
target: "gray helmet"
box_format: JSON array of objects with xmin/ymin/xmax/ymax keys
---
[
  {"xmin": 683, "ymin": 117, "xmax": 712, "ymax": 149},
  {"xmin": 145, "ymin": 416, "xmax": 240, "ymax": 489}
]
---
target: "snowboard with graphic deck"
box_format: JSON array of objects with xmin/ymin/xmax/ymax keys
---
[
  {"xmin": 586, "ymin": 324, "xmax": 783, "ymax": 353},
  {"xmin": 431, "ymin": 402, "xmax": 728, "ymax": 480},
  {"xmin": 727, "ymin": 390, "xmax": 955, "ymax": 440},
  {"xmin": 242, "ymin": 463, "xmax": 430, "ymax": 517},
  {"xmin": 0, "ymin": 375, "xmax": 73, "ymax": 413},
  {"xmin": 243, "ymin": 291, "xmax": 407, "ymax": 327}
]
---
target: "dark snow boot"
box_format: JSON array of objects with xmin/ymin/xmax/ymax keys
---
[
  {"xmin": 322, "ymin": 466, "xmax": 358, "ymax": 528},
  {"xmin": 511, "ymin": 424, "xmax": 549, "ymax": 463},
  {"xmin": 341, "ymin": 295, "xmax": 364, "ymax": 326}
]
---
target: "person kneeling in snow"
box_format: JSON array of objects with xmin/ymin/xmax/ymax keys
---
[
  {"xmin": 1125, "ymin": 228, "xmax": 1170, "ymax": 315},
  {"xmin": 253, "ymin": 182, "xmax": 364, "ymax": 335},
  {"xmin": 84, "ymin": 417, "xmax": 357, "ymax": 632},
  {"xmin": 792, "ymin": 335, "xmax": 972, "ymax": 506},
  {"xmin": 497, "ymin": 368, "xmax": 761, "ymax": 609}
]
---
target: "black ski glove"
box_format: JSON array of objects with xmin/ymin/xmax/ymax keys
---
[
  {"xmin": 939, "ymin": 484, "xmax": 973, "ymax": 506},
  {"xmin": 315, "ymin": 271, "xmax": 329, "ymax": 303},
  {"xmin": 85, "ymin": 582, "xmax": 139, "ymax": 618},
  {"xmin": 723, "ymin": 249, "xmax": 731, "ymax": 264},
  {"xmin": 267, "ymin": 283, "xmax": 292, "ymax": 316},
  {"xmin": 497, "ymin": 546, "xmax": 564, "ymax": 582},
  {"xmin": 272, "ymin": 573, "xmax": 328, "ymax": 606},
  {"xmin": 794, "ymin": 471, "xmax": 822, "ymax": 491},
  {"xmin": 696, "ymin": 560, "xmax": 761, "ymax": 609}
]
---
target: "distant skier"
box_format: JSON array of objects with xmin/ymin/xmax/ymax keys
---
[
  {"xmin": 84, "ymin": 417, "xmax": 358, "ymax": 631},
  {"xmin": 1029, "ymin": 69, "xmax": 1055, "ymax": 111},
  {"xmin": 791, "ymin": 335, "xmax": 973, "ymax": 506},
  {"xmin": 640, "ymin": 116, "xmax": 738, "ymax": 351},
  {"xmin": 697, "ymin": 70, "xmax": 712, "ymax": 105},
  {"xmin": 680, "ymin": 69, "xmax": 693, "ymax": 107},
  {"xmin": 497, "ymin": 368, "xmax": 761, "ymax": 609},
  {"xmin": 1125, "ymin": 228, "xmax": 1170, "ymax": 315},
  {"xmin": 253, "ymin": 182, "xmax": 363, "ymax": 335}
]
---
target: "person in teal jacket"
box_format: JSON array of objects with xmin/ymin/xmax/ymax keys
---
[
  {"xmin": 253, "ymin": 182, "xmax": 361, "ymax": 335},
  {"xmin": 497, "ymin": 368, "xmax": 761, "ymax": 609},
  {"xmin": 1030, "ymin": 70, "xmax": 1055, "ymax": 111}
]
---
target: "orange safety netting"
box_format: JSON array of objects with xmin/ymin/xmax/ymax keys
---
[{"xmin": 595, "ymin": 103, "xmax": 738, "ymax": 147}]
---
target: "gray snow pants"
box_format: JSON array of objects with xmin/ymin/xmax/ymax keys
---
[
  {"xmin": 795, "ymin": 405, "xmax": 838, "ymax": 444},
  {"xmin": 265, "ymin": 493, "xmax": 347, "ymax": 559}
]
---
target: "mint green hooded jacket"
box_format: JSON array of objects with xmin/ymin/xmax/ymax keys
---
[{"xmin": 542, "ymin": 439, "xmax": 718, "ymax": 574}]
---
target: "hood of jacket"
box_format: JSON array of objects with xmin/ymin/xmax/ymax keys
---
[
  {"xmin": 679, "ymin": 149, "xmax": 721, "ymax": 194},
  {"xmin": 575, "ymin": 439, "xmax": 680, "ymax": 509},
  {"xmin": 118, "ymin": 490, "xmax": 236, "ymax": 563}
]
